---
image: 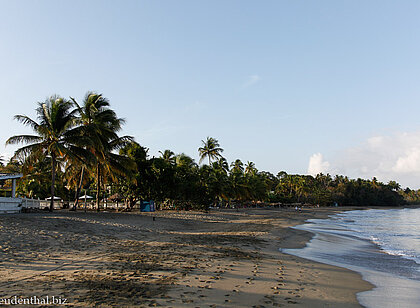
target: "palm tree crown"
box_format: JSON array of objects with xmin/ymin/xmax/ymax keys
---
[
  {"xmin": 159, "ymin": 149, "xmax": 176, "ymax": 165},
  {"xmin": 245, "ymin": 161, "xmax": 257, "ymax": 175},
  {"xmin": 198, "ymin": 137, "xmax": 224, "ymax": 165},
  {"xmin": 6, "ymin": 95, "xmax": 80, "ymax": 211}
]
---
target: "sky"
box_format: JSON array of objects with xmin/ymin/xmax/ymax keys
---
[{"xmin": 1, "ymin": 0, "xmax": 420, "ymax": 188}]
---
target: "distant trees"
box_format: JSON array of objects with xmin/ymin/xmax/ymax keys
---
[
  {"xmin": 271, "ymin": 172, "xmax": 405, "ymax": 207},
  {"xmin": 6, "ymin": 99, "xmax": 408, "ymax": 211},
  {"xmin": 113, "ymin": 136, "xmax": 406, "ymax": 210},
  {"xmin": 400, "ymin": 187, "xmax": 420, "ymax": 204}
]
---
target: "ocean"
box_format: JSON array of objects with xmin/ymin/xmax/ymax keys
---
[{"xmin": 283, "ymin": 208, "xmax": 420, "ymax": 308}]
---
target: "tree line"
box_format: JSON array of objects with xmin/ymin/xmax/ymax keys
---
[{"xmin": 2, "ymin": 93, "xmax": 410, "ymax": 211}]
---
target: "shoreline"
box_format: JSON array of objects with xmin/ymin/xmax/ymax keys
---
[
  {"xmin": 285, "ymin": 207, "xmax": 420, "ymax": 308},
  {"xmin": 0, "ymin": 207, "xmax": 375, "ymax": 307},
  {"xmin": 265, "ymin": 206, "xmax": 375, "ymax": 307}
]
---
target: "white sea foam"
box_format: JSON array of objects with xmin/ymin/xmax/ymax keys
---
[{"xmin": 334, "ymin": 208, "xmax": 420, "ymax": 265}]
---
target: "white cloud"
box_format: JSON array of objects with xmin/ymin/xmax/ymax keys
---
[
  {"xmin": 242, "ymin": 75, "xmax": 261, "ymax": 88},
  {"xmin": 392, "ymin": 148, "xmax": 420, "ymax": 173},
  {"xmin": 307, "ymin": 153, "xmax": 330, "ymax": 176},
  {"xmin": 315, "ymin": 131, "xmax": 420, "ymax": 188}
]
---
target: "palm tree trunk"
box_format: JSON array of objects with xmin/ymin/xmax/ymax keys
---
[
  {"xmin": 73, "ymin": 166, "xmax": 85, "ymax": 210},
  {"xmin": 96, "ymin": 163, "xmax": 101, "ymax": 212},
  {"xmin": 50, "ymin": 154, "xmax": 56, "ymax": 212}
]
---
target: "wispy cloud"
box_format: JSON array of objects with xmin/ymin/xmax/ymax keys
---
[{"xmin": 242, "ymin": 74, "xmax": 261, "ymax": 88}]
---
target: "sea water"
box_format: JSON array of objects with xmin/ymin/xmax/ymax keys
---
[{"xmin": 283, "ymin": 208, "xmax": 420, "ymax": 308}]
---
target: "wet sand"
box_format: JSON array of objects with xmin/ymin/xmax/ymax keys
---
[{"xmin": 0, "ymin": 207, "xmax": 372, "ymax": 307}]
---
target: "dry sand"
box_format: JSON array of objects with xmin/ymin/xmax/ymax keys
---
[{"xmin": 0, "ymin": 207, "xmax": 372, "ymax": 307}]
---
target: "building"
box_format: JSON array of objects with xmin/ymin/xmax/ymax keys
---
[{"xmin": 0, "ymin": 173, "xmax": 23, "ymax": 213}]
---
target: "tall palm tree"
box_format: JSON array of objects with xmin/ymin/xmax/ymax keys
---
[
  {"xmin": 6, "ymin": 95, "xmax": 82, "ymax": 211},
  {"xmin": 198, "ymin": 137, "xmax": 224, "ymax": 165},
  {"xmin": 71, "ymin": 92, "xmax": 133, "ymax": 211}
]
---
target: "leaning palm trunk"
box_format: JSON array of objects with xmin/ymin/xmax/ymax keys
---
[
  {"xmin": 50, "ymin": 154, "xmax": 56, "ymax": 212},
  {"xmin": 96, "ymin": 163, "xmax": 101, "ymax": 212}
]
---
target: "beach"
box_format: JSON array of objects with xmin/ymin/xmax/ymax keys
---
[{"xmin": 0, "ymin": 208, "xmax": 372, "ymax": 307}]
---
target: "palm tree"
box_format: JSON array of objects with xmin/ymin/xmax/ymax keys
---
[
  {"xmin": 230, "ymin": 159, "xmax": 244, "ymax": 174},
  {"xmin": 159, "ymin": 149, "xmax": 176, "ymax": 165},
  {"xmin": 71, "ymin": 92, "xmax": 133, "ymax": 211},
  {"xmin": 245, "ymin": 161, "xmax": 257, "ymax": 175},
  {"xmin": 198, "ymin": 137, "xmax": 224, "ymax": 165},
  {"xmin": 6, "ymin": 95, "xmax": 82, "ymax": 211},
  {"xmin": 175, "ymin": 153, "xmax": 197, "ymax": 169}
]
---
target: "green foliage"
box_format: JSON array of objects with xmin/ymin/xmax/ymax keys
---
[
  {"xmin": 271, "ymin": 173, "xmax": 405, "ymax": 207},
  {"xmin": 6, "ymin": 96, "xmax": 80, "ymax": 210},
  {"xmin": 396, "ymin": 187, "xmax": 420, "ymax": 205},
  {"xmin": 7, "ymin": 100, "xmax": 409, "ymax": 210},
  {"xmin": 71, "ymin": 92, "xmax": 134, "ymax": 210}
]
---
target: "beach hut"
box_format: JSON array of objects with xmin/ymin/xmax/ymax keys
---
[
  {"xmin": 0, "ymin": 173, "xmax": 23, "ymax": 198},
  {"xmin": 140, "ymin": 200, "xmax": 155, "ymax": 212},
  {"xmin": 0, "ymin": 173, "xmax": 42, "ymax": 213}
]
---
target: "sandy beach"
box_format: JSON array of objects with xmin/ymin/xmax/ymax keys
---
[{"xmin": 0, "ymin": 208, "xmax": 372, "ymax": 307}]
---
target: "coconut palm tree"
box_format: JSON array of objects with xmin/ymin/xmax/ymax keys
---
[
  {"xmin": 6, "ymin": 95, "xmax": 84, "ymax": 211},
  {"xmin": 230, "ymin": 159, "xmax": 244, "ymax": 174},
  {"xmin": 198, "ymin": 137, "xmax": 224, "ymax": 165},
  {"xmin": 70, "ymin": 92, "xmax": 133, "ymax": 211},
  {"xmin": 217, "ymin": 157, "xmax": 229, "ymax": 173},
  {"xmin": 175, "ymin": 153, "xmax": 197, "ymax": 169},
  {"xmin": 159, "ymin": 149, "xmax": 176, "ymax": 165},
  {"xmin": 245, "ymin": 161, "xmax": 257, "ymax": 175}
]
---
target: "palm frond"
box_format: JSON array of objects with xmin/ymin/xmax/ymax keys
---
[
  {"xmin": 13, "ymin": 115, "xmax": 40, "ymax": 130},
  {"xmin": 12, "ymin": 143, "xmax": 44, "ymax": 161},
  {"xmin": 6, "ymin": 135, "xmax": 42, "ymax": 145}
]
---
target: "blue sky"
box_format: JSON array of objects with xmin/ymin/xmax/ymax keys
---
[{"xmin": 2, "ymin": 1, "xmax": 420, "ymax": 188}]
